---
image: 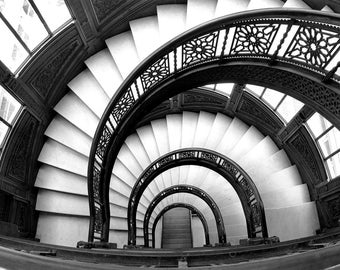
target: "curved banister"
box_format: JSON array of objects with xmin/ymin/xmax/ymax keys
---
[
  {"xmin": 143, "ymin": 185, "xmax": 226, "ymax": 247},
  {"xmin": 126, "ymin": 148, "xmax": 267, "ymax": 246},
  {"xmin": 87, "ymin": 10, "xmax": 340, "ymax": 242}
]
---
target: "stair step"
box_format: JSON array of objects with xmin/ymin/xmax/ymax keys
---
[
  {"xmin": 246, "ymin": 149, "xmax": 292, "ymax": 185},
  {"xmin": 44, "ymin": 115, "xmax": 91, "ymax": 157},
  {"xmin": 130, "ymin": 16, "xmax": 161, "ymax": 60},
  {"xmin": 193, "ymin": 111, "xmax": 215, "ymax": 147},
  {"xmin": 238, "ymin": 136, "xmax": 279, "ymax": 170},
  {"xmin": 262, "ymin": 183, "xmax": 311, "ymax": 208},
  {"xmin": 162, "ymin": 208, "xmax": 192, "ymax": 249},
  {"xmin": 247, "ymin": 0, "xmax": 284, "ymax": 10},
  {"xmin": 205, "ymin": 112, "xmax": 232, "ymax": 150},
  {"xmin": 85, "ymin": 49, "xmax": 123, "ymax": 98},
  {"xmin": 228, "ymin": 125, "xmax": 264, "ymax": 161},
  {"xmin": 266, "ymin": 202, "xmax": 320, "ymax": 242},
  {"xmin": 217, "ymin": 117, "xmax": 249, "ymax": 155},
  {"xmin": 38, "ymin": 139, "xmax": 88, "ymax": 177},
  {"xmin": 322, "ymin": 5, "xmax": 334, "ymax": 12},
  {"xmin": 105, "ymin": 31, "xmax": 140, "ymax": 78},
  {"xmin": 54, "ymin": 92, "xmax": 98, "ymax": 138},
  {"xmin": 186, "ymin": 0, "xmax": 217, "ymax": 29},
  {"xmin": 157, "ymin": 4, "xmax": 187, "ymax": 43},
  {"xmin": 68, "ymin": 69, "xmax": 110, "ymax": 118},
  {"xmin": 215, "ymin": 0, "xmax": 250, "ymax": 17},
  {"xmin": 35, "ymin": 165, "xmax": 87, "ymax": 196},
  {"xmin": 283, "ymin": 0, "xmax": 311, "ymax": 8},
  {"xmin": 257, "ymin": 165, "xmax": 302, "ymax": 194},
  {"xmin": 117, "ymin": 143, "xmax": 144, "ymax": 179},
  {"xmin": 36, "ymin": 213, "xmax": 89, "ymax": 247},
  {"xmin": 36, "ymin": 189, "xmax": 89, "ymax": 216}
]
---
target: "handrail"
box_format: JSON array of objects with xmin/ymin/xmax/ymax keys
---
[
  {"xmin": 87, "ymin": 10, "xmax": 340, "ymax": 242},
  {"xmin": 143, "ymin": 185, "xmax": 225, "ymax": 247},
  {"xmin": 126, "ymin": 148, "xmax": 267, "ymax": 246}
]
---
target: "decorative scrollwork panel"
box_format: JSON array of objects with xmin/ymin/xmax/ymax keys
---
[
  {"xmin": 94, "ymin": 206, "xmax": 103, "ymax": 235},
  {"xmin": 182, "ymin": 31, "xmax": 219, "ymax": 68},
  {"xmin": 284, "ymin": 26, "xmax": 340, "ymax": 68},
  {"xmin": 251, "ymin": 203, "xmax": 262, "ymax": 229},
  {"xmin": 93, "ymin": 167, "xmax": 101, "ymax": 202},
  {"xmin": 140, "ymin": 55, "xmax": 170, "ymax": 90},
  {"xmin": 230, "ymin": 24, "xmax": 279, "ymax": 55},
  {"xmin": 95, "ymin": 126, "xmax": 112, "ymax": 160},
  {"xmin": 111, "ymin": 89, "xmax": 135, "ymax": 123}
]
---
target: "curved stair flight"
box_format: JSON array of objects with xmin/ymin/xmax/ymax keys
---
[{"xmin": 34, "ymin": 0, "xmax": 330, "ymax": 247}]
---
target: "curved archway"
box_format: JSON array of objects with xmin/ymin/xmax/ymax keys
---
[
  {"xmin": 87, "ymin": 10, "xmax": 340, "ymax": 242},
  {"xmin": 151, "ymin": 203, "xmax": 210, "ymax": 248},
  {"xmin": 143, "ymin": 185, "xmax": 225, "ymax": 247},
  {"xmin": 127, "ymin": 148, "xmax": 267, "ymax": 246}
]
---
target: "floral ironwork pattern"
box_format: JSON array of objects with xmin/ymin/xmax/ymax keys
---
[
  {"xmin": 96, "ymin": 126, "xmax": 112, "ymax": 160},
  {"xmin": 140, "ymin": 56, "xmax": 170, "ymax": 90},
  {"xmin": 94, "ymin": 206, "xmax": 103, "ymax": 234},
  {"xmin": 111, "ymin": 89, "xmax": 135, "ymax": 123},
  {"xmin": 251, "ymin": 203, "xmax": 261, "ymax": 228},
  {"xmin": 93, "ymin": 167, "xmax": 101, "ymax": 202},
  {"xmin": 221, "ymin": 161, "xmax": 238, "ymax": 176},
  {"xmin": 201, "ymin": 152, "xmax": 218, "ymax": 162},
  {"xmin": 158, "ymin": 155, "xmax": 174, "ymax": 166},
  {"xmin": 230, "ymin": 24, "xmax": 279, "ymax": 55},
  {"xmin": 239, "ymin": 177, "xmax": 255, "ymax": 198},
  {"xmin": 284, "ymin": 26, "xmax": 340, "ymax": 68},
  {"xmin": 182, "ymin": 31, "xmax": 219, "ymax": 67},
  {"xmin": 179, "ymin": 151, "xmax": 196, "ymax": 159}
]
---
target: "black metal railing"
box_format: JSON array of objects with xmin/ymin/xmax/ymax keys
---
[
  {"xmin": 143, "ymin": 185, "xmax": 222, "ymax": 248},
  {"xmin": 127, "ymin": 148, "xmax": 267, "ymax": 246},
  {"xmin": 87, "ymin": 10, "xmax": 340, "ymax": 242}
]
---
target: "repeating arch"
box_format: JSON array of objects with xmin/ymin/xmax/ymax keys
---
[
  {"xmin": 127, "ymin": 148, "xmax": 267, "ymax": 246},
  {"xmin": 143, "ymin": 185, "xmax": 225, "ymax": 247},
  {"xmin": 87, "ymin": 10, "xmax": 340, "ymax": 242},
  {"xmin": 151, "ymin": 203, "xmax": 210, "ymax": 248}
]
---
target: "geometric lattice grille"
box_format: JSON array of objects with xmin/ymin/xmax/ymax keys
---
[
  {"xmin": 182, "ymin": 31, "xmax": 219, "ymax": 67},
  {"xmin": 140, "ymin": 55, "xmax": 170, "ymax": 90},
  {"xmin": 230, "ymin": 24, "xmax": 279, "ymax": 55},
  {"xmin": 284, "ymin": 26, "xmax": 340, "ymax": 68},
  {"xmin": 111, "ymin": 89, "xmax": 135, "ymax": 123}
]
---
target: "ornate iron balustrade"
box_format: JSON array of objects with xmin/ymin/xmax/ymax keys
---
[
  {"xmin": 143, "ymin": 185, "xmax": 224, "ymax": 248},
  {"xmin": 87, "ymin": 10, "xmax": 340, "ymax": 242},
  {"xmin": 127, "ymin": 148, "xmax": 267, "ymax": 246},
  {"xmin": 151, "ymin": 203, "xmax": 210, "ymax": 248}
]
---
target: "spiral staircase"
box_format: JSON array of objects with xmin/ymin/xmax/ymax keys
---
[{"xmin": 34, "ymin": 0, "xmax": 334, "ymax": 249}]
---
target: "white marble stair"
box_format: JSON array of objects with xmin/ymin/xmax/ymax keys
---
[
  {"xmin": 105, "ymin": 31, "xmax": 140, "ymax": 78},
  {"xmin": 157, "ymin": 4, "xmax": 187, "ymax": 43},
  {"xmin": 247, "ymin": 0, "xmax": 284, "ymax": 10},
  {"xmin": 130, "ymin": 16, "xmax": 161, "ymax": 60},
  {"xmin": 215, "ymin": 0, "xmax": 250, "ymax": 17},
  {"xmin": 186, "ymin": 0, "xmax": 217, "ymax": 29},
  {"xmin": 283, "ymin": 0, "xmax": 311, "ymax": 8},
  {"xmin": 85, "ymin": 49, "xmax": 123, "ymax": 98}
]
